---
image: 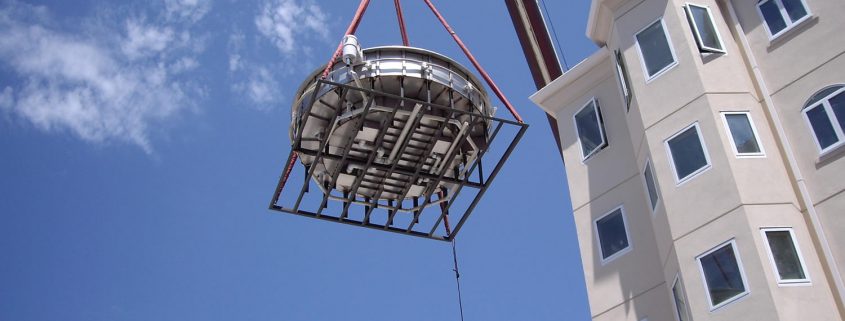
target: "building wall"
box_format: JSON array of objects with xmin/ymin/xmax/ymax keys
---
[
  {"xmin": 730, "ymin": 0, "xmax": 845, "ymax": 306},
  {"xmin": 531, "ymin": 0, "xmax": 845, "ymax": 319}
]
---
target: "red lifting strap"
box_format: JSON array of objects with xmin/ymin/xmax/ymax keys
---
[
  {"xmin": 279, "ymin": 0, "xmax": 371, "ymax": 199},
  {"xmin": 320, "ymin": 0, "xmax": 372, "ymax": 79},
  {"xmin": 422, "ymin": 0, "xmax": 524, "ymax": 124},
  {"xmin": 394, "ymin": 0, "xmax": 410, "ymax": 46}
]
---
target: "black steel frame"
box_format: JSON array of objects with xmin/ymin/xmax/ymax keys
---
[{"xmin": 269, "ymin": 79, "xmax": 527, "ymax": 241}]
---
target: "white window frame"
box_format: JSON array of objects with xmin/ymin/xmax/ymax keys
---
[
  {"xmin": 642, "ymin": 159, "xmax": 661, "ymax": 215},
  {"xmin": 756, "ymin": 0, "xmax": 812, "ymax": 40},
  {"xmin": 684, "ymin": 3, "xmax": 726, "ymax": 53},
  {"xmin": 614, "ymin": 49, "xmax": 633, "ymax": 111},
  {"xmin": 721, "ymin": 111, "xmax": 766, "ymax": 158},
  {"xmin": 665, "ymin": 122, "xmax": 712, "ymax": 185},
  {"xmin": 802, "ymin": 85, "xmax": 845, "ymax": 155},
  {"xmin": 593, "ymin": 205, "xmax": 633, "ymax": 265},
  {"xmin": 573, "ymin": 98, "xmax": 608, "ymax": 161},
  {"xmin": 671, "ymin": 274, "xmax": 692, "ymax": 321},
  {"xmin": 634, "ymin": 17, "xmax": 679, "ymax": 82},
  {"xmin": 760, "ymin": 227, "xmax": 812, "ymax": 285},
  {"xmin": 696, "ymin": 239, "xmax": 751, "ymax": 311}
]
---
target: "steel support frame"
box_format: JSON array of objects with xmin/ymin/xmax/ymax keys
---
[{"xmin": 269, "ymin": 79, "xmax": 527, "ymax": 242}]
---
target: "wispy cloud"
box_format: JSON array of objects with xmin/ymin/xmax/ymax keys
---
[
  {"xmin": 233, "ymin": 66, "xmax": 282, "ymax": 111},
  {"xmin": 164, "ymin": 0, "xmax": 211, "ymax": 23},
  {"xmin": 255, "ymin": 0, "xmax": 328, "ymax": 54},
  {"xmin": 224, "ymin": 0, "xmax": 330, "ymax": 111},
  {"xmin": 0, "ymin": 2, "xmax": 207, "ymax": 153}
]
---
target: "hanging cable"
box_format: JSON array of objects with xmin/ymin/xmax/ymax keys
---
[
  {"xmin": 539, "ymin": 0, "xmax": 570, "ymax": 71},
  {"xmin": 442, "ymin": 199, "xmax": 465, "ymax": 321}
]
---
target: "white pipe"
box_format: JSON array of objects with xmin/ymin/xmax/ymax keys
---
[
  {"xmin": 434, "ymin": 121, "xmax": 470, "ymax": 174},
  {"xmin": 348, "ymin": 69, "xmax": 369, "ymax": 106},
  {"xmin": 725, "ymin": 1, "xmax": 845, "ymax": 310},
  {"xmin": 388, "ymin": 103, "xmax": 423, "ymax": 163}
]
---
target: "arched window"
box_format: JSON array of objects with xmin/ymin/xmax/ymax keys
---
[{"xmin": 802, "ymin": 85, "xmax": 845, "ymax": 154}]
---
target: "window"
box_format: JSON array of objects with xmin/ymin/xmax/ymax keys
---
[
  {"xmin": 671, "ymin": 275, "xmax": 691, "ymax": 321},
  {"xmin": 757, "ymin": 0, "xmax": 810, "ymax": 38},
  {"xmin": 722, "ymin": 112, "xmax": 764, "ymax": 157},
  {"xmin": 574, "ymin": 99, "xmax": 608, "ymax": 160},
  {"xmin": 614, "ymin": 50, "xmax": 633, "ymax": 110},
  {"xmin": 665, "ymin": 123, "xmax": 711, "ymax": 184},
  {"xmin": 803, "ymin": 85, "xmax": 845, "ymax": 154},
  {"xmin": 761, "ymin": 228, "xmax": 810, "ymax": 284},
  {"xmin": 685, "ymin": 3, "xmax": 725, "ymax": 53},
  {"xmin": 635, "ymin": 18, "xmax": 678, "ymax": 80},
  {"xmin": 697, "ymin": 240, "xmax": 749, "ymax": 309},
  {"xmin": 595, "ymin": 206, "xmax": 631, "ymax": 263},
  {"xmin": 643, "ymin": 160, "xmax": 660, "ymax": 212}
]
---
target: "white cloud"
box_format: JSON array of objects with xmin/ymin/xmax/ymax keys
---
[
  {"xmin": 255, "ymin": 0, "xmax": 328, "ymax": 54},
  {"xmin": 122, "ymin": 20, "xmax": 174, "ymax": 60},
  {"xmin": 164, "ymin": 0, "xmax": 211, "ymax": 23},
  {"xmin": 0, "ymin": 87, "xmax": 13, "ymax": 110},
  {"xmin": 0, "ymin": 2, "xmax": 206, "ymax": 153},
  {"xmin": 233, "ymin": 67, "xmax": 282, "ymax": 111},
  {"xmin": 227, "ymin": 32, "xmax": 245, "ymax": 72}
]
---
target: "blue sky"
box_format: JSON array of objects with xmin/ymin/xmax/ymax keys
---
[{"xmin": 0, "ymin": 1, "xmax": 598, "ymax": 320}]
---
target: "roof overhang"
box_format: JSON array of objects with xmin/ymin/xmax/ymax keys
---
[
  {"xmin": 529, "ymin": 47, "xmax": 611, "ymax": 116},
  {"xmin": 586, "ymin": 0, "xmax": 621, "ymax": 46}
]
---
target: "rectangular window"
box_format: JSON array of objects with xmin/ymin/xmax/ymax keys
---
[
  {"xmin": 666, "ymin": 123, "xmax": 711, "ymax": 184},
  {"xmin": 722, "ymin": 112, "xmax": 764, "ymax": 157},
  {"xmin": 595, "ymin": 206, "xmax": 631, "ymax": 263},
  {"xmin": 757, "ymin": 0, "xmax": 811, "ymax": 39},
  {"xmin": 685, "ymin": 3, "xmax": 725, "ymax": 53},
  {"xmin": 697, "ymin": 240, "xmax": 749, "ymax": 309},
  {"xmin": 762, "ymin": 228, "xmax": 810, "ymax": 284},
  {"xmin": 574, "ymin": 98, "xmax": 608, "ymax": 160},
  {"xmin": 643, "ymin": 160, "xmax": 660, "ymax": 212},
  {"xmin": 614, "ymin": 50, "xmax": 633, "ymax": 110},
  {"xmin": 635, "ymin": 18, "xmax": 678, "ymax": 80},
  {"xmin": 671, "ymin": 275, "xmax": 691, "ymax": 321}
]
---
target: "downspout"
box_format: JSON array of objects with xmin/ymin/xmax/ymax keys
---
[{"xmin": 724, "ymin": 1, "xmax": 845, "ymax": 313}]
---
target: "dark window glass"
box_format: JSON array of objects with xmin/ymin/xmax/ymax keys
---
[
  {"xmin": 596, "ymin": 209, "xmax": 629, "ymax": 260},
  {"xmin": 575, "ymin": 101, "xmax": 606, "ymax": 158},
  {"xmin": 725, "ymin": 114, "xmax": 762, "ymax": 154},
  {"xmin": 782, "ymin": 0, "xmax": 808, "ymax": 22},
  {"xmin": 636, "ymin": 20, "xmax": 675, "ymax": 77},
  {"xmin": 700, "ymin": 243, "xmax": 746, "ymax": 306},
  {"xmin": 829, "ymin": 92, "xmax": 845, "ymax": 133},
  {"xmin": 644, "ymin": 162, "xmax": 659, "ymax": 210},
  {"xmin": 765, "ymin": 230, "xmax": 807, "ymax": 281},
  {"xmin": 672, "ymin": 279, "xmax": 689, "ymax": 321},
  {"xmin": 614, "ymin": 50, "xmax": 632, "ymax": 109},
  {"xmin": 688, "ymin": 4, "xmax": 723, "ymax": 51},
  {"xmin": 806, "ymin": 105, "xmax": 838, "ymax": 149},
  {"xmin": 759, "ymin": 0, "xmax": 787, "ymax": 35},
  {"xmin": 668, "ymin": 126, "xmax": 708, "ymax": 181}
]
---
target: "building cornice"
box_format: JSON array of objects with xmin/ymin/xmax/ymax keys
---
[
  {"xmin": 587, "ymin": 0, "xmax": 628, "ymax": 46},
  {"xmin": 529, "ymin": 47, "xmax": 611, "ymax": 115}
]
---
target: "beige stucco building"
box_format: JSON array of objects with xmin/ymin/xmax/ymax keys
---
[{"xmin": 528, "ymin": 0, "xmax": 845, "ymax": 320}]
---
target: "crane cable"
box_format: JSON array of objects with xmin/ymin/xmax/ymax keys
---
[
  {"xmin": 450, "ymin": 239, "xmax": 465, "ymax": 321},
  {"xmin": 311, "ymin": 3, "xmax": 490, "ymax": 319},
  {"xmin": 441, "ymin": 193, "xmax": 465, "ymax": 321}
]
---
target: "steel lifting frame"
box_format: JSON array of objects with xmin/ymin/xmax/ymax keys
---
[{"xmin": 269, "ymin": 79, "xmax": 527, "ymax": 241}]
